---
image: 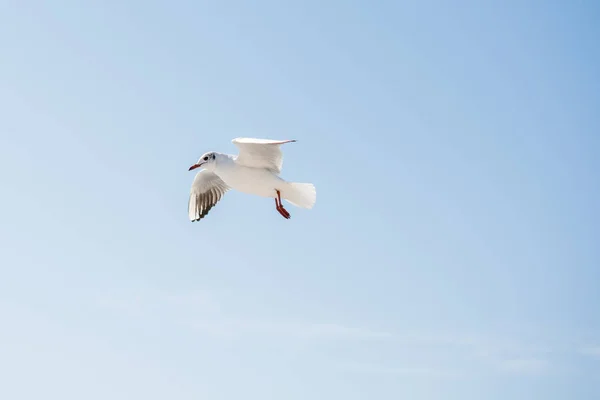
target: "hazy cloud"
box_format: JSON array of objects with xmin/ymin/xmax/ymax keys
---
[
  {"xmin": 341, "ymin": 361, "xmax": 463, "ymax": 378},
  {"xmin": 496, "ymin": 358, "xmax": 550, "ymax": 375},
  {"xmin": 94, "ymin": 288, "xmax": 594, "ymax": 377},
  {"xmin": 579, "ymin": 346, "xmax": 600, "ymax": 358},
  {"xmin": 94, "ymin": 288, "xmax": 391, "ymax": 341}
]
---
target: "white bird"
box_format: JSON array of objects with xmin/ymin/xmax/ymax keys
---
[{"xmin": 187, "ymin": 137, "xmax": 316, "ymax": 221}]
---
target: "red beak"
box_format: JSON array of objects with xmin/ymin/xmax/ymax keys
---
[{"xmin": 188, "ymin": 163, "xmax": 202, "ymax": 171}]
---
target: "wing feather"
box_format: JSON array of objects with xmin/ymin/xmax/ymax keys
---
[
  {"xmin": 188, "ymin": 170, "xmax": 230, "ymax": 222},
  {"xmin": 232, "ymin": 137, "xmax": 296, "ymax": 173}
]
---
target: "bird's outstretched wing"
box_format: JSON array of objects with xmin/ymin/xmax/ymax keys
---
[
  {"xmin": 232, "ymin": 137, "xmax": 296, "ymax": 174},
  {"xmin": 188, "ymin": 170, "xmax": 230, "ymax": 222}
]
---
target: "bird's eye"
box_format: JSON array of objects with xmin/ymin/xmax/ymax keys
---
[{"xmin": 203, "ymin": 156, "xmax": 208, "ymax": 161}]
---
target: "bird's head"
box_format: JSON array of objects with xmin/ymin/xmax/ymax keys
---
[{"xmin": 189, "ymin": 152, "xmax": 217, "ymax": 171}]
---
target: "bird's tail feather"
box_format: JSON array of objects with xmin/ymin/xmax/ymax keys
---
[{"xmin": 283, "ymin": 182, "xmax": 316, "ymax": 209}]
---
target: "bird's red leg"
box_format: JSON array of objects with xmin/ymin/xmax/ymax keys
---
[
  {"xmin": 274, "ymin": 199, "xmax": 289, "ymax": 219},
  {"xmin": 275, "ymin": 190, "xmax": 291, "ymax": 219},
  {"xmin": 274, "ymin": 197, "xmax": 283, "ymax": 216},
  {"xmin": 277, "ymin": 190, "xmax": 291, "ymax": 219}
]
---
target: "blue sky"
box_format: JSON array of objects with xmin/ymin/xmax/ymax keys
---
[{"xmin": 1, "ymin": 0, "xmax": 599, "ymax": 398}]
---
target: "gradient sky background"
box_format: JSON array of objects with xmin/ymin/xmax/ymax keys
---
[{"xmin": 1, "ymin": 0, "xmax": 599, "ymax": 399}]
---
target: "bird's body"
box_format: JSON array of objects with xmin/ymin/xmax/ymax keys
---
[
  {"xmin": 211, "ymin": 153, "xmax": 286, "ymax": 198},
  {"xmin": 187, "ymin": 138, "xmax": 316, "ymax": 222}
]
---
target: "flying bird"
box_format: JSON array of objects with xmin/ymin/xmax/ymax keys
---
[{"xmin": 188, "ymin": 137, "xmax": 316, "ymax": 221}]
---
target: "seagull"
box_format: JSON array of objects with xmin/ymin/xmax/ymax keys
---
[{"xmin": 187, "ymin": 137, "xmax": 316, "ymax": 221}]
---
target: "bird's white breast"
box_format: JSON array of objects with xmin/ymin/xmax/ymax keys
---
[{"xmin": 215, "ymin": 160, "xmax": 284, "ymax": 198}]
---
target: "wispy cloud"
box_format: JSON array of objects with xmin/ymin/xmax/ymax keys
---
[
  {"xmin": 496, "ymin": 357, "xmax": 550, "ymax": 375},
  {"xmin": 466, "ymin": 336, "xmax": 554, "ymax": 376},
  {"xmin": 161, "ymin": 291, "xmax": 222, "ymax": 313},
  {"xmin": 94, "ymin": 288, "xmax": 390, "ymax": 341},
  {"xmin": 94, "ymin": 288, "xmax": 592, "ymax": 377},
  {"xmin": 189, "ymin": 318, "xmax": 392, "ymax": 340},
  {"xmin": 340, "ymin": 361, "xmax": 463, "ymax": 378},
  {"xmin": 578, "ymin": 346, "xmax": 600, "ymax": 358}
]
